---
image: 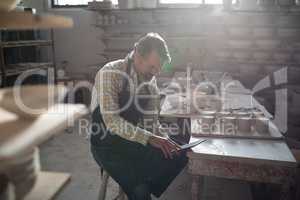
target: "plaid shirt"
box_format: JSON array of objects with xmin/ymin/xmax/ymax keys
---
[{"xmin": 91, "ymin": 53, "xmax": 167, "ymax": 146}]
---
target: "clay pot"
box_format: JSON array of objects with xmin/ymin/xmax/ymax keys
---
[
  {"xmin": 197, "ymin": 116, "xmax": 215, "ymax": 134},
  {"xmin": 223, "ymin": 0, "xmax": 232, "ymax": 10},
  {"xmin": 252, "ymin": 110, "xmax": 265, "ymax": 117},
  {"xmin": 237, "ymin": 117, "xmax": 253, "ymax": 133},
  {"xmin": 200, "ymin": 110, "xmax": 217, "ymax": 116},
  {"xmin": 277, "ymin": 0, "xmax": 296, "ymax": 6},
  {"xmin": 217, "ymin": 111, "xmax": 232, "ymax": 117},
  {"xmin": 257, "ymin": 0, "xmax": 276, "ymax": 7},
  {"xmin": 222, "ymin": 116, "xmax": 236, "ymax": 135},
  {"xmin": 255, "ymin": 117, "xmax": 269, "ymax": 133}
]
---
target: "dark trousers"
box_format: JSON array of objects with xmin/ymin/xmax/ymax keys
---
[{"xmin": 91, "ymin": 133, "xmax": 188, "ymax": 199}]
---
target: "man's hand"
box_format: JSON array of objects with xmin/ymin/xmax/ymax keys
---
[{"xmin": 148, "ymin": 135, "xmax": 181, "ymax": 159}]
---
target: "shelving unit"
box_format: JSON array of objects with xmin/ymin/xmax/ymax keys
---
[
  {"xmin": 5, "ymin": 62, "xmax": 53, "ymax": 76},
  {"xmin": 1, "ymin": 40, "xmax": 52, "ymax": 48},
  {"xmin": 0, "ymin": 29, "xmax": 57, "ymax": 87}
]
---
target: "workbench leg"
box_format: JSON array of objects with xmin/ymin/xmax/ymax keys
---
[
  {"xmin": 280, "ymin": 182, "xmax": 291, "ymax": 200},
  {"xmin": 279, "ymin": 175, "xmax": 296, "ymax": 200},
  {"xmin": 191, "ymin": 176, "xmax": 203, "ymax": 200}
]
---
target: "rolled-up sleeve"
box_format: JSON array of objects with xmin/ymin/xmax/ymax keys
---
[{"xmin": 95, "ymin": 68, "xmax": 153, "ymax": 146}]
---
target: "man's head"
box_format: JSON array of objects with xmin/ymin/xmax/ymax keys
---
[{"xmin": 133, "ymin": 33, "xmax": 171, "ymax": 81}]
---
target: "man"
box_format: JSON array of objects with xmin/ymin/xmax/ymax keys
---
[{"xmin": 90, "ymin": 33, "xmax": 188, "ymax": 200}]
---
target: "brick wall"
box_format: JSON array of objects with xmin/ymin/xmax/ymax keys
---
[
  {"xmin": 95, "ymin": 8, "xmax": 300, "ymax": 85},
  {"xmin": 95, "ymin": 7, "xmax": 300, "ymax": 137}
]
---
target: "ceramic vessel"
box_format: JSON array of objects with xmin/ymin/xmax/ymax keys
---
[
  {"xmin": 234, "ymin": 111, "xmax": 251, "ymax": 118},
  {"xmin": 252, "ymin": 110, "xmax": 264, "ymax": 117},
  {"xmin": 118, "ymin": 0, "xmax": 136, "ymax": 9},
  {"xmin": 197, "ymin": 116, "xmax": 215, "ymax": 134},
  {"xmin": 217, "ymin": 111, "xmax": 232, "ymax": 117},
  {"xmin": 222, "ymin": 116, "xmax": 236, "ymax": 135},
  {"xmin": 257, "ymin": 0, "xmax": 276, "ymax": 7},
  {"xmin": 136, "ymin": 0, "xmax": 157, "ymax": 8},
  {"xmin": 255, "ymin": 117, "xmax": 269, "ymax": 133},
  {"xmin": 200, "ymin": 110, "xmax": 217, "ymax": 116},
  {"xmin": 237, "ymin": 117, "xmax": 253, "ymax": 133},
  {"xmin": 277, "ymin": 0, "xmax": 296, "ymax": 6}
]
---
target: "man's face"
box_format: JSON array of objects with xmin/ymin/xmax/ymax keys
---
[{"xmin": 137, "ymin": 51, "xmax": 162, "ymax": 81}]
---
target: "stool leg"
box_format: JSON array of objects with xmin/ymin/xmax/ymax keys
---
[
  {"xmin": 113, "ymin": 186, "xmax": 126, "ymax": 200},
  {"xmin": 98, "ymin": 171, "xmax": 109, "ymax": 200},
  {"xmin": 191, "ymin": 176, "xmax": 203, "ymax": 200}
]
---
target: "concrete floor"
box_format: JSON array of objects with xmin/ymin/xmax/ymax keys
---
[{"xmin": 40, "ymin": 118, "xmax": 253, "ymax": 200}]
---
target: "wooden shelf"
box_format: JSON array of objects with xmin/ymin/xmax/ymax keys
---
[
  {"xmin": 5, "ymin": 62, "xmax": 53, "ymax": 76},
  {"xmin": 87, "ymin": 6, "xmax": 223, "ymax": 12},
  {"xmin": 101, "ymin": 35, "xmax": 300, "ymax": 44},
  {"xmin": 88, "ymin": 5, "xmax": 300, "ymax": 14},
  {"xmin": 1, "ymin": 40, "xmax": 53, "ymax": 48},
  {"xmin": 0, "ymin": 16, "xmax": 58, "ymax": 87}
]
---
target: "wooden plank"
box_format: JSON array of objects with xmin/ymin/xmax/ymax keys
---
[
  {"xmin": 5, "ymin": 62, "xmax": 53, "ymax": 76},
  {"xmin": 0, "ymin": 104, "xmax": 88, "ymax": 161},
  {"xmin": 24, "ymin": 171, "xmax": 71, "ymax": 200}
]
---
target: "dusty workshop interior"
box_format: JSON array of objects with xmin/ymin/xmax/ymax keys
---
[{"xmin": 1, "ymin": 0, "xmax": 300, "ymax": 200}]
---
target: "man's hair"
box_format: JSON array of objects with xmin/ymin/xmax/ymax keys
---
[{"xmin": 134, "ymin": 32, "xmax": 171, "ymax": 65}]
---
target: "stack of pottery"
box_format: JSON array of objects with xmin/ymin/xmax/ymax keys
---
[
  {"xmin": 213, "ymin": 108, "xmax": 270, "ymax": 136},
  {"xmin": 257, "ymin": 0, "xmax": 276, "ymax": 7},
  {"xmin": 237, "ymin": 117, "xmax": 253, "ymax": 134}
]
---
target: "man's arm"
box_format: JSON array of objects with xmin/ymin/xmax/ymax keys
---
[
  {"xmin": 96, "ymin": 69, "xmax": 181, "ymax": 159},
  {"xmin": 96, "ymin": 69, "xmax": 152, "ymax": 146}
]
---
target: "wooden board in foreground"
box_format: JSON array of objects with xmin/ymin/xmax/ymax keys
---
[
  {"xmin": 0, "ymin": 11, "xmax": 73, "ymax": 29},
  {"xmin": 25, "ymin": 171, "xmax": 71, "ymax": 200}
]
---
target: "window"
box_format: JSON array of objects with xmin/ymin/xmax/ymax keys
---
[
  {"xmin": 160, "ymin": 0, "xmax": 223, "ymax": 4},
  {"xmin": 51, "ymin": 0, "xmax": 118, "ymax": 8},
  {"xmin": 51, "ymin": 0, "xmax": 231, "ymax": 8}
]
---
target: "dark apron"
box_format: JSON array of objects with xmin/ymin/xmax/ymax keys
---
[{"xmin": 90, "ymin": 57, "xmax": 188, "ymax": 198}]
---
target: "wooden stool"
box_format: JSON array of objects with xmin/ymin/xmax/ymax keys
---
[{"xmin": 98, "ymin": 169, "xmax": 127, "ymax": 200}]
